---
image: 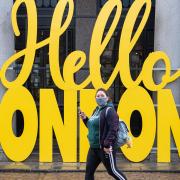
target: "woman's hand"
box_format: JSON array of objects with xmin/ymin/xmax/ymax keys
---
[
  {"xmin": 79, "ymin": 109, "xmax": 87, "ymax": 120},
  {"xmin": 78, "ymin": 107, "xmax": 87, "ymax": 119},
  {"xmin": 103, "ymin": 146, "xmax": 112, "ymax": 154}
]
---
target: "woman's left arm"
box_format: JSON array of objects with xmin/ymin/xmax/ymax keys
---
[{"xmin": 103, "ymin": 108, "xmax": 119, "ymax": 148}]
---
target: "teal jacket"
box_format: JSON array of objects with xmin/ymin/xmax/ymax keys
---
[{"xmin": 86, "ymin": 102, "xmax": 115, "ymax": 148}]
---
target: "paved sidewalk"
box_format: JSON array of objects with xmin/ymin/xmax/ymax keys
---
[
  {"xmin": 0, "ymin": 162, "xmax": 179, "ymax": 173},
  {"xmin": 0, "ymin": 151, "xmax": 179, "ymax": 180},
  {"xmin": 0, "ymin": 172, "xmax": 180, "ymax": 180}
]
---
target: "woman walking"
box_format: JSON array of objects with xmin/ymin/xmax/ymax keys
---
[{"xmin": 79, "ymin": 88, "xmax": 127, "ymax": 180}]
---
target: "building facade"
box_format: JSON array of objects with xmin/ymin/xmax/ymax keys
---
[{"xmin": 0, "ymin": 0, "xmax": 179, "ymax": 162}]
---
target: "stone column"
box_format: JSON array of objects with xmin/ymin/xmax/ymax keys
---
[
  {"xmin": 75, "ymin": 0, "xmax": 97, "ymax": 86},
  {"xmin": 154, "ymin": 0, "xmax": 180, "ymax": 148},
  {"xmin": 0, "ymin": 0, "xmax": 16, "ymax": 160}
]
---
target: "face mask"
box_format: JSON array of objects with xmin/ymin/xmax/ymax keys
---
[{"xmin": 96, "ymin": 97, "xmax": 108, "ymax": 106}]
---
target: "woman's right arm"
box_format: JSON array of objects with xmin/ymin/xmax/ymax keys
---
[
  {"xmin": 79, "ymin": 111, "xmax": 89, "ymax": 127},
  {"xmin": 82, "ymin": 116, "xmax": 89, "ymax": 127},
  {"xmin": 79, "ymin": 108, "xmax": 97, "ymax": 127}
]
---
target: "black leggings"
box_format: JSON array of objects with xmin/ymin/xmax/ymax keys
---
[{"xmin": 85, "ymin": 146, "xmax": 127, "ymax": 180}]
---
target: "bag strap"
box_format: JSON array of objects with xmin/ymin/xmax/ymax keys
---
[
  {"xmin": 105, "ymin": 107, "xmax": 112, "ymax": 118},
  {"xmin": 105, "ymin": 108, "xmax": 129, "ymax": 133}
]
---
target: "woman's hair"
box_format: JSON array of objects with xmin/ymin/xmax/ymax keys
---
[{"xmin": 95, "ymin": 88, "xmax": 112, "ymax": 102}]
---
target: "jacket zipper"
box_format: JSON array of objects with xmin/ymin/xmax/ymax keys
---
[
  {"xmin": 94, "ymin": 107, "xmax": 101, "ymax": 149},
  {"xmin": 99, "ymin": 114, "xmax": 101, "ymax": 149}
]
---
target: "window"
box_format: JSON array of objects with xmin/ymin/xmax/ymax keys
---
[
  {"xmin": 36, "ymin": 0, "xmax": 58, "ymax": 8},
  {"xmin": 98, "ymin": 0, "xmax": 155, "ymax": 138},
  {"xmin": 14, "ymin": 3, "xmax": 75, "ymax": 142},
  {"xmin": 99, "ymin": 0, "xmax": 155, "ymax": 8},
  {"xmin": 14, "ymin": 0, "xmax": 59, "ymax": 8},
  {"xmin": 98, "ymin": 1, "xmax": 155, "ymax": 107}
]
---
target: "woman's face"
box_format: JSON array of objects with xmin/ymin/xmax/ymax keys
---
[
  {"xmin": 95, "ymin": 90, "xmax": 108, "ymax": 106},
  {"xmin": 96, "ymin": 90, "xmax": 107, "ymax": 98}
]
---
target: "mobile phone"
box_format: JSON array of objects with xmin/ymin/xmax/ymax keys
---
[{"xmin": 78, "ymin": 107, "xmax": 82, "ymax": 114}]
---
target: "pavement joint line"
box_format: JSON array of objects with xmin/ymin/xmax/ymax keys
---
[{"xmin": 0, "ymin": 170, "xmax": 180, "ymax": 173}]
